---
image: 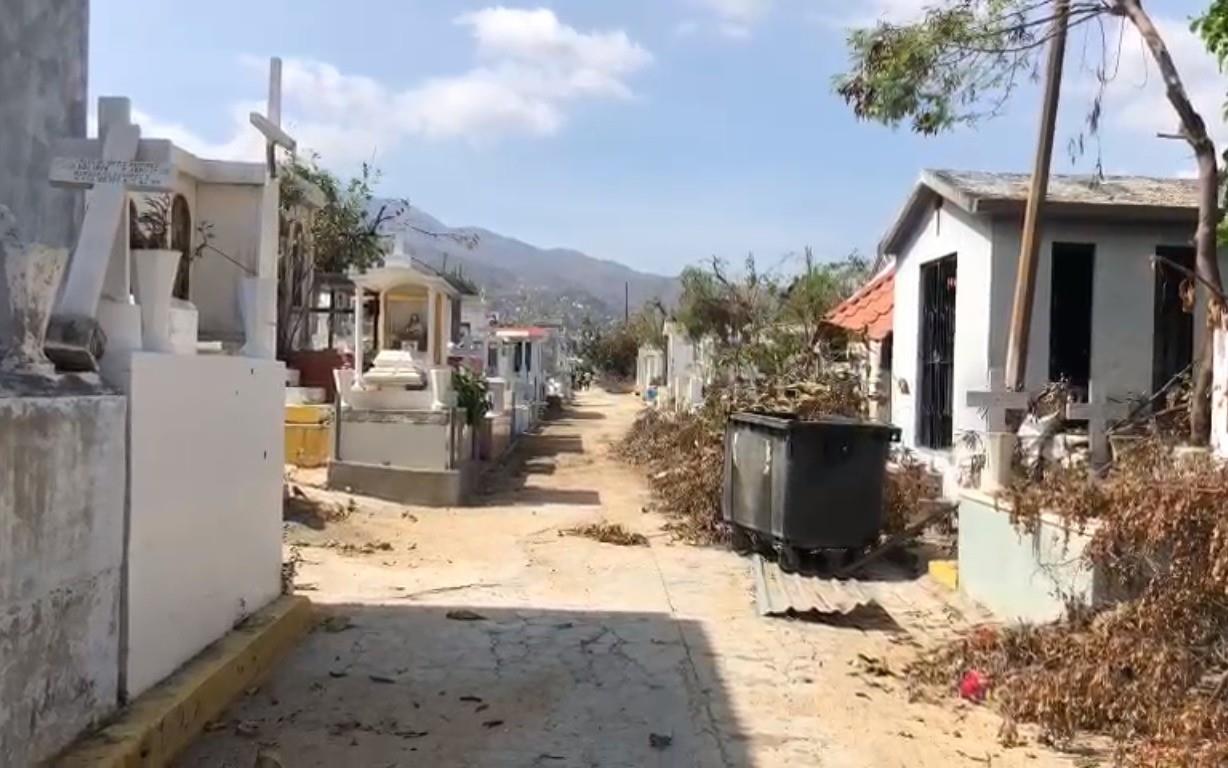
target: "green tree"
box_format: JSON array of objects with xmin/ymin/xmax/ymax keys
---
[
  {"xmin": 672, "ymin": 250, "xmax": 868, "ymax": 383},
  {"xmin": 836, "ymin": 0, "xmax": 1224, "ymax": 444},
  {"xmin": 280, "ymin": 155, "xmax": 402, "ymax": 276},
  {"xmin": 576, "ymin": 317, "xmax": 640, "ymax": 379}
]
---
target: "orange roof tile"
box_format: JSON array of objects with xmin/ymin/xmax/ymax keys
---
[{"xmin": 826, "ymin": 268, "xmax": 894, "ymax": 341}]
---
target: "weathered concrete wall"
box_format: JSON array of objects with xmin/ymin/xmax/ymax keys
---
[
  {"xmin": 958, "ymin": 489, "xmax": 1101, "ymax": 623},
  {"xmin": 0, "ymin": 0, "xmax": 88, "ymax": 341},
  {"xmin": 0, "ymin": 394, "xmax": 127, "ymax": 765},
  {"xmin": 1214, "ymin": 326, "xmax": 1228, "ymax": 459},
  {"xmin": 121, "ymin": 353, "xmax": 284, "ymax": 697},
  {"xmin": 336, "ymin": 412, "xmax": 455, "ymax": 470}
]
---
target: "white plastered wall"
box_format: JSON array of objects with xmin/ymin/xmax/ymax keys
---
[
  {"xmin": 891, "ymin": 203, "xmax": 994, "ymax": 455},
  {"xmin": 988, "ymin": 218, "xmax": 1226, "ymax": 403},
  {"xmin": 895, "ymin": 204, "xmax": 1228, "ymax": 491},
  {"xmin": 193, "ymin": 183, "xmax": 267, "ymax": 339},
  {"xmin": 122, "ymin": 353, "xmax": 284, "ymax": 697}
]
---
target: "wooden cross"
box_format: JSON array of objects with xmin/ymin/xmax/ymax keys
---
[
  {"xmin": 966, "ymin": 368, "xmax": 1031, "ymax": 432},
  {"xmin": 1065, "ymin": 380, "xmax": 1129, "ymax": 466},
  {"xmin": 249, "ymin": 57, "xmax": 296, "ymax": 177}
]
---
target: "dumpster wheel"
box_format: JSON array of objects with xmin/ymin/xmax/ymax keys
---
[
  {"xmin": 729, "ymin": 525, "xmax": 754, "ymax": 555},
  {"xmin": 777, "ymin": 544, "xmax": 804, "ymax": 574}
]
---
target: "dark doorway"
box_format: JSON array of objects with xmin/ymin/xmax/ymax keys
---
[
  {"xmin": 1152, "ymin": 244, "xmax": 1195, "ymax": 393},
  {"xmin": 171, "ymin": 195, "xmax": 192, "ymax": 301},
  {"xmin": 918, "ymin": 254, "xmax": 957, "ymax": 449},
  {"xmin": 1048, "ymin": 242, "xmax": 1095, "ymax": 389}
]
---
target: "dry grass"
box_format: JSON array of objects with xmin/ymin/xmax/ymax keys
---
[{"xmin": 564, "ymin": 522, "xmax": 649, "ymax": 547}]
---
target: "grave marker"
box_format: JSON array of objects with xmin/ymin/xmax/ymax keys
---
[
  {"xmin": 1065, "ymin": 380, "xmax": 1129, "ymax": 466},
  {"xmin": 966, "ymin": 368, "xmax": 1031, "ymax": 431},
  {"xmin": 966, "ymin": 368, "xmax": 1033, "ymax": 492},
  {"xmin": 49, "ymin": 157, "xmax": 171, "ymax": 190},
  {"xmin": 45, "ymin": 98, "xmax": 164, "ymax": 371}
]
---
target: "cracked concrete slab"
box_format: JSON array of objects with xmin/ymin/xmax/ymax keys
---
[{"xmin": 178, "ymin": 390, "xmax": 1083, "ymax": 768}]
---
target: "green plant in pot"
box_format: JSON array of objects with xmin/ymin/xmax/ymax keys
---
[
  {"xmin": 453, "ymin": 368, "xmax": 491, "ymax": 426},
  {"xmin": 454, "ymin": 368, "xmax": 493, "ymax": 460}
]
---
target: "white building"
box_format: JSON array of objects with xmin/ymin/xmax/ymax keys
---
[
  {"xmin": 635, "ymin": 344, "xmax": 665, "ymax": 400},
  {"xmin": 883, "ymin": 170, "xmax": 1228, "ymax": 490},
  {"xmin": 329, "ymin": 259, "xmax": 484, "ymax": 506},
  {"xmin": 491, "ymin": 325, "xmax": 559, "ymax": 433},
  {"xmin": 662, "ymin": 321, "xmax": 712, "ymax": 412}
]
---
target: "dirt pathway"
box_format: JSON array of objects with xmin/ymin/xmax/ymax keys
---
[{"xmin": 179, "ymin": 389, "xmax": 1078, "ymax": 768}]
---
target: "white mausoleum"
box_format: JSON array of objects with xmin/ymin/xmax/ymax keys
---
[{"xmin": 883, "ymin": 170, "xmax": 1228, "ymax": 488}]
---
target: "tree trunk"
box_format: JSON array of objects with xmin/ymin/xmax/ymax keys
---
[{"xmin": 1117, "ymin": 0, "xmax": 1225, "ymax": 445}]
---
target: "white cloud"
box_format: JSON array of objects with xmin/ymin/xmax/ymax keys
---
[
  {"xmin": 1086, "ymin": 16, "xmax": 1228, "ymax": 150},
  {"xmin": 132, "ymin": 106, "xmax": 265, "ymax": 161},
  {"xmin": 812, "ymin": 0, "xmax": 930, "ymax": 29},
  {"xmin": 685, "ymin": 0, "xmax": 773, "ymax": 39},
  {"xmin": 127, "ymin": 7, "xmax": 651, "ymax": 165}
]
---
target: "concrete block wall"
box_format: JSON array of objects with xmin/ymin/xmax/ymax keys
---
[
  {"xmin": 0, "ymin": 394, "xmax": 127, "ymax": 765},
  {"xmin": 0, "ymin": 0, "xmax": 88, "ymax": 340}
]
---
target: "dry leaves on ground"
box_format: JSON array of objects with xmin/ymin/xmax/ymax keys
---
[
  {"xmin": 910, "ymin": 441, "xmax": 1228, "ymax": 766},
  {"xmin": 564, "ymin": 522, "xmax": 649, "ymax": 547}
]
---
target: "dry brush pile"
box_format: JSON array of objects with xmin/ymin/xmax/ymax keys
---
[
  {"xmin": 615, "ymin": 372, "xmax": 869, "ymax": 544},
  {"xmin": 910, "ymin": 442, "xmax": 1228, "ymax": 766}
]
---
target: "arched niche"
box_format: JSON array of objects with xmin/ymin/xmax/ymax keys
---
[{"xmin": 171, "ymin": 194, "xmax": 192, "ymax": 301}]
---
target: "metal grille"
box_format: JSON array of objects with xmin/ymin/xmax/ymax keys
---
[
  {"xmin": 918, "ymin": 255, "xmax": 957, "ymax": 449},
  {"xmin": 1152, "ymin": 245, "xmax": 1194, "ymax": 394}
]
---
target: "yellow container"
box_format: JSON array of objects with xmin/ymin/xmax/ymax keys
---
[
  {"xmin": 928, "ymin": 559, "xmax": 958, "ymax": 591},
  {"xmin": 285, "ymin": 404, "xmax": 332, "ymax": 467}
]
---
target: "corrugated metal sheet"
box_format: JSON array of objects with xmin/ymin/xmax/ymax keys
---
[{"xmin": 751, "ymin": 555, "xmax": 877, "ymax": 617}]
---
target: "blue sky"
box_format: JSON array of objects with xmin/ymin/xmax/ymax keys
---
[{"xmin": 91, "ymin": 0, "xmax": 1226, "ymax": 276}]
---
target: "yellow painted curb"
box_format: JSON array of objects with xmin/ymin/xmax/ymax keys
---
[
  {"xmin": 54, "ymin": 595, "xmax": 314, "ymax": 768},
  {"xmin": 928, "ymin": 559, "xmax": 958, "ymax": 591}
]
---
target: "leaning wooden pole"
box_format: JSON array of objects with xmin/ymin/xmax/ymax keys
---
[{"xmin": 1004, "ymin": 0, "xmax": 1070, "ymax": 391}]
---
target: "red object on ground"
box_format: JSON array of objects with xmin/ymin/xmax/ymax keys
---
[{"xmin": 959, "ymin": 670, "xmax": 988, "ymax": 703}]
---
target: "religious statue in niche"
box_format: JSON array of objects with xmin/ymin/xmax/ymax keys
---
[{"xmin": 397, "ymin": 313, "xmax": 427, "ymax": 353}]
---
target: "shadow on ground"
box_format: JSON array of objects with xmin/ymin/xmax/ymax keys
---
[
  {"xmin": 554, "ymin": 408, "xmax": 607, "ymax": 422},
  {"xmin": 176, "ymin": 605, "xmax": 748, "ymax": 768},
  {"xmin": 478, "ymin": 414, "xmax": 602, "ymax": 509}
]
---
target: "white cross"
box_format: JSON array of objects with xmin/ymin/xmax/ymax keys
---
[
  {"xmin": 966, "ymin": 368, "xmax": 1032, "ymax": 432},
  {"xmin": 1065, "ymin": 380, "xmax": 1130, "ymax": 466},
  {"xmin": 52, "ymin": 98, "xmax": 173, "ymax": 320},
  {"xmin": 249, "ymin": 57, "xmax": 296, "ymax": 176}
]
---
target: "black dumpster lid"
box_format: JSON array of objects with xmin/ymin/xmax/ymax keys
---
[{"xmin": 730, "ymin": 411, "xmax": 900, "ymax": 437}]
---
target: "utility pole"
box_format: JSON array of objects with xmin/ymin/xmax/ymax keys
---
[
  {"xmin": 1004, "ymin": 0, "xmax": 1070, "ymax": 391},
  {"xmin": 624, "ymin": 282, "xmax": 629, "ymax": 323}
]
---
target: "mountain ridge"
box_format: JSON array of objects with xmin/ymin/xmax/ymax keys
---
[{"xmin": 374, "ymin": 200, "xmax": 679, "ymax": 325}]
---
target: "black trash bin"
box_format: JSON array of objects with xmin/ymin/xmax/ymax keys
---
[{"xmin": 722, "ymin": 413, "xmax": 900, "ymax": 561}]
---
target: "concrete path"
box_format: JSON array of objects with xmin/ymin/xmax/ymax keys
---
[{"xmin": 178, "ymin": 389, "xmax": 1077, "ymax": 768}]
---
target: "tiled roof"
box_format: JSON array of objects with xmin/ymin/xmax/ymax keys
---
[{"xmin": 826, "ymin": 267, "xmax": 893, "ymax": 341}]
